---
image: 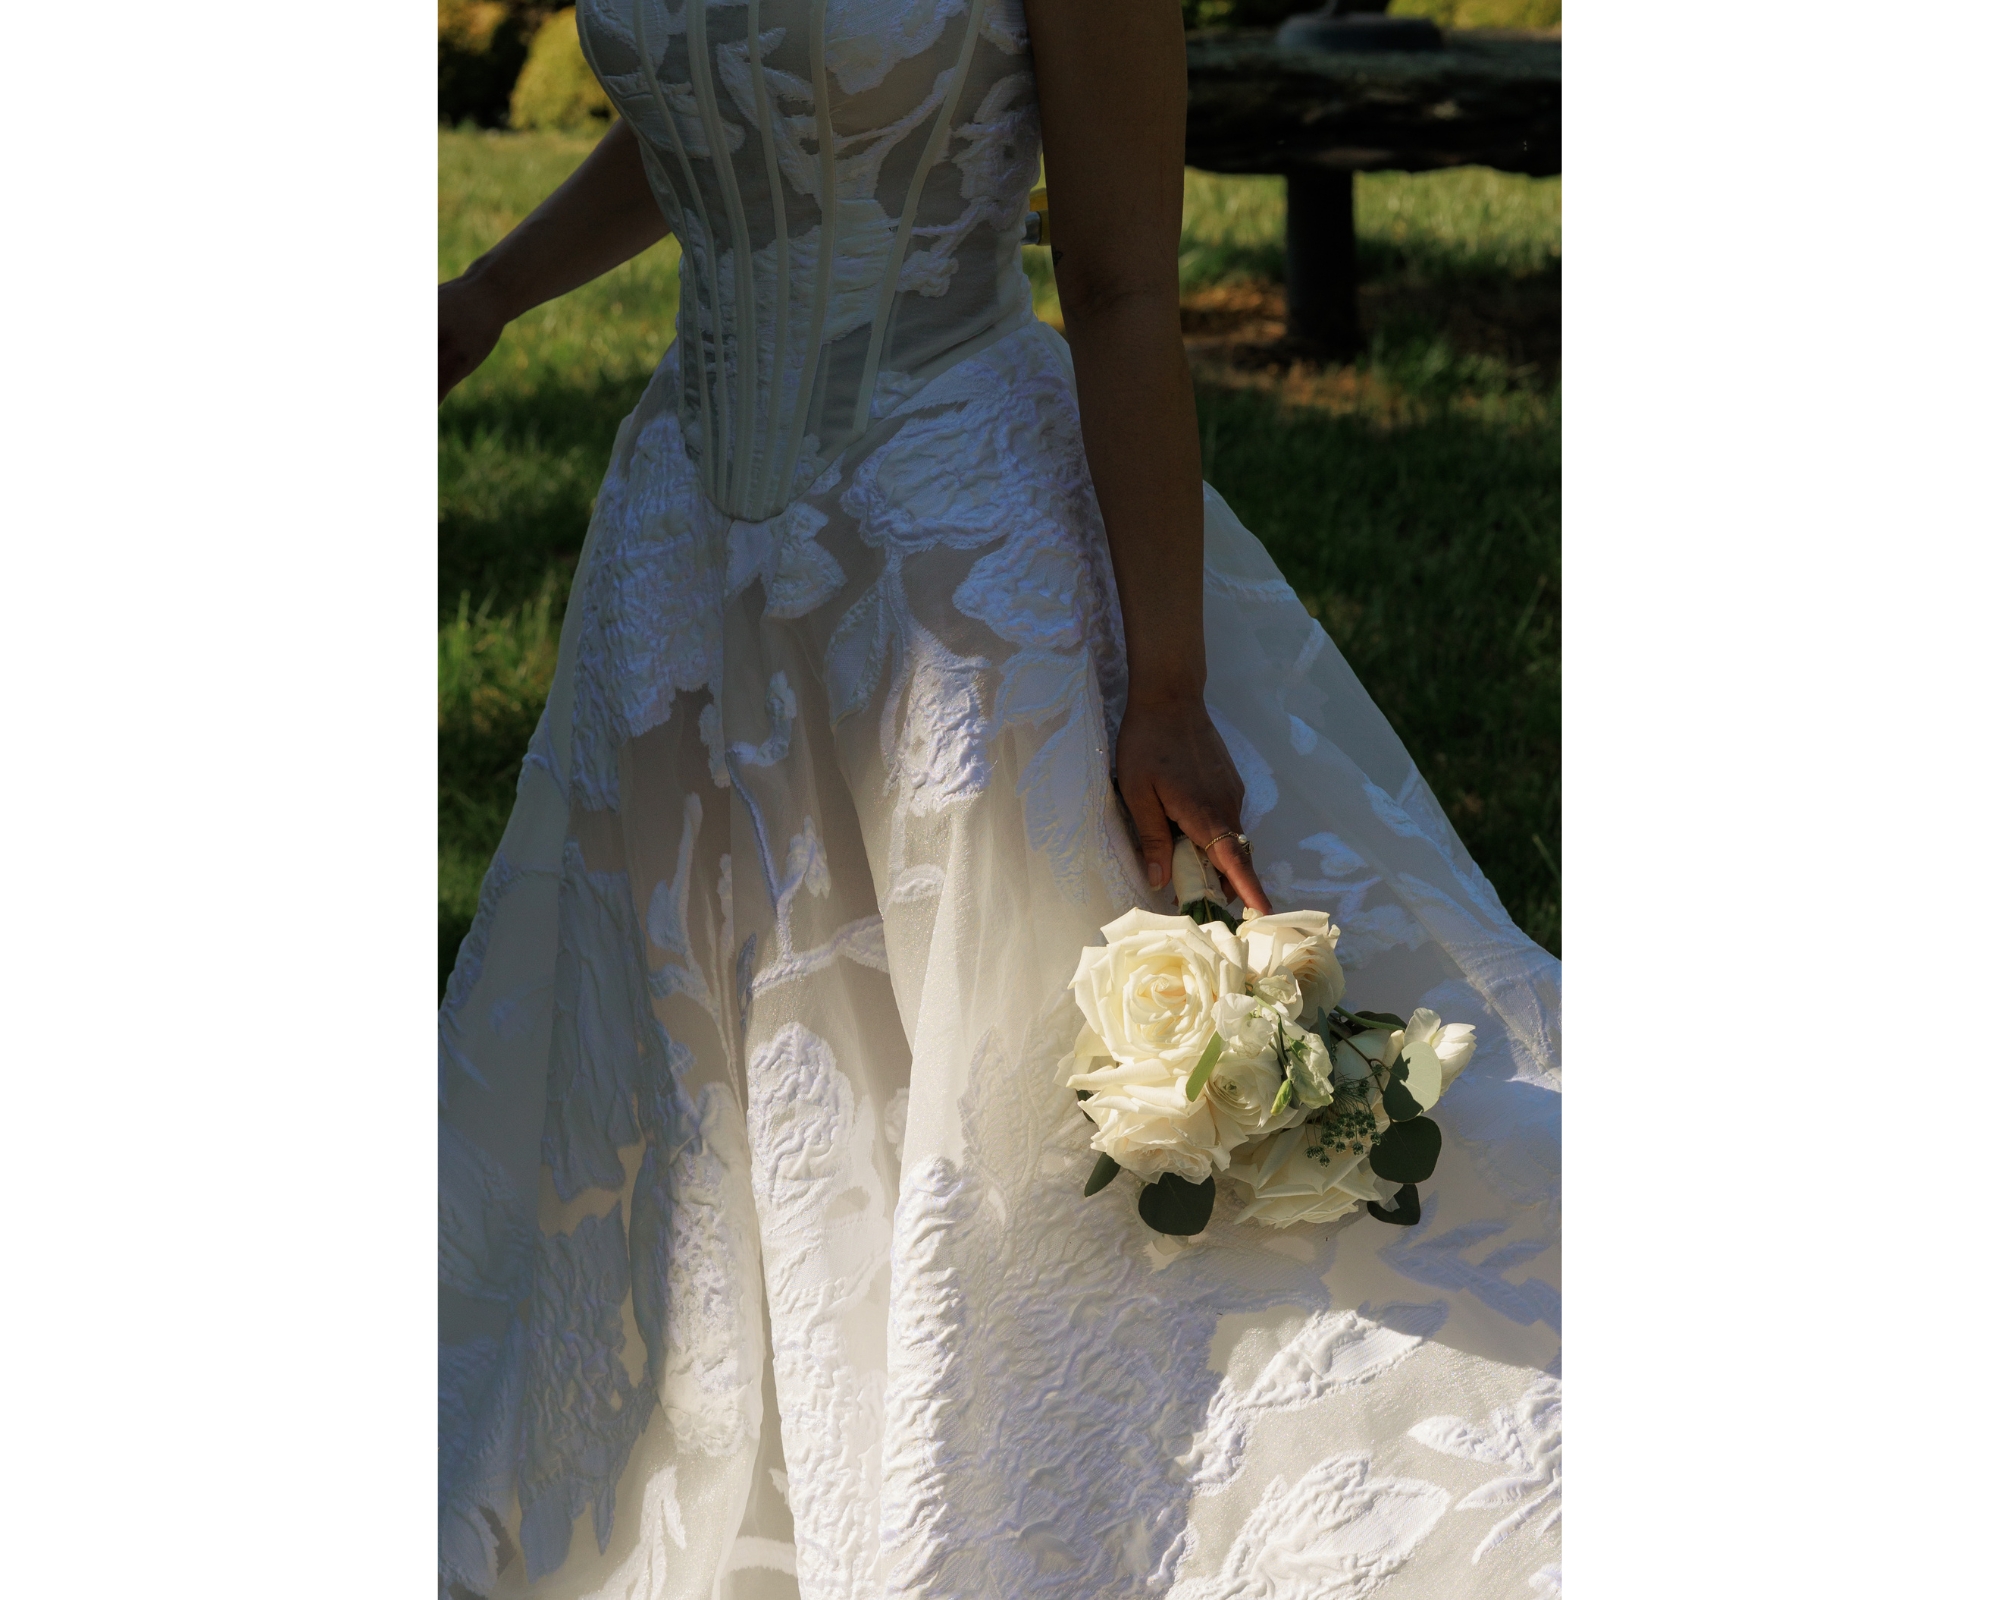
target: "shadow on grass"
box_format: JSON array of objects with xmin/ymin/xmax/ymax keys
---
[{"xmin": 1181, "ymin": 255, "xmax": 1561, "ymax": 387}]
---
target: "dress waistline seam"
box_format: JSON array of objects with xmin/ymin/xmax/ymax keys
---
[{"xmin": 682, "ymin": 296, "xmax": 1041, "ymax": 526}]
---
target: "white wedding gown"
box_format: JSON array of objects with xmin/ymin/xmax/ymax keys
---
[{"xmin": 438, "ymin": 2, "xmax": 1563, "ymax": 1596}]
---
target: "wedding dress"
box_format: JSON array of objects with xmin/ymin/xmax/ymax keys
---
[{"xmin": 438, "ymin": 1, "xmax": 1562, "ymax": 1596}]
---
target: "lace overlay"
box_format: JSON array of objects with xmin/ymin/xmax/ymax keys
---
[{"xmin": 440, "ymin": 3, "xmax": 1561, "ymax": 1594}]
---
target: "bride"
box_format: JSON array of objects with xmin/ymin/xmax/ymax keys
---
[{"xmin": 437, "ymin": 1, "xmax": 1562, "ymax": 1596}]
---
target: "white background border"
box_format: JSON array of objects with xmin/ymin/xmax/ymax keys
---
[{"xmin": 3, "ymin": 1, "xmax": 1995, "ymax": 1593}]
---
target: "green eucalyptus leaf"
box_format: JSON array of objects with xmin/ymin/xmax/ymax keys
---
[
  {"xmin": 1137, "ymin": 1172, "xmax": 1216, "ymax": 1235},
  {"xmin": 1380, "ymin": 1074, "xmax": 1424, "ymax": 1122},
  {"xmin": 1368, "ymin": 1117, "xmax": 1442, "ymax": 1183},
  {"xmin": 1083, "ymin": 1152, "xmax": 1122, "ymax": 1197},
  {"xmin": 1184, "ymin": 1033, "xmax": 1225, "ymax": 1102},
  {"xmin": 1400, "ymin": 1038, "xmax": 1443, "ymax": 1109},
  {"xmin": 1352, "ymin": 1010, "xmax": 1407, "ymax": 1030},
  {"xmin": 1367, "ymin": 1183, "xmax": 1423, "ymax": 1226},
  {"xmin": 1181, "ymin": 898, "xmax": 1239, "ymax": 931}
]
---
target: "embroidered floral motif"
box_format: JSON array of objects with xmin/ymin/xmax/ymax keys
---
[
  {"xmin": 1408, "ymin": 1377, "xmax": 1563, "ymax": 1563},
  {"xmin": 748, "ymin": 1023, "xmax": 895, "ymax": 1598},
  {"xmin": 1177, "ymin": 1454, "xmax": 1451, "ymax": 1600}
]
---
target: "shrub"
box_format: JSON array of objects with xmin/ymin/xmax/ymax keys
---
[
  {"xmin": 510, "ymin": 8, "xmax": 613, "ymax": 132},
  {"xmin": 439, "ymin": 0, "xmax": 530, "ymax": 127}
]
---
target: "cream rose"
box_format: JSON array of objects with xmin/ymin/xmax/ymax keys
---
[
  {"xmin": 1065, "ymin": 908, "xmax": 1253, "ymax": 1182},
  {"xmin": 1230, "ymin": 1119, "xmax": 1390, "ymax": 1227},
  {"xmin": 1069, "ymin": 908, "xmax": 1244, "ymax": 1077},
  {"xmin": 1238, "ymin": 910, "xmax": 1347, "ymax": 1021}
]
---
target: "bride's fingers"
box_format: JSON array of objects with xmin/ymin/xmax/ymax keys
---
[
  {"xmin": 1205, "ymin": 833, "xmax": 1271, "ymax": 916},
  {"xmin": 1120, "ymin": 777, "xmax": 1175, "ymax": 893},
  {"xmin": 1171, "ymin": 797, "xmax": 1271, "ymax": 915}
]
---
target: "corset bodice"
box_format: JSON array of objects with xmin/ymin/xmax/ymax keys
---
[{"xmin": 578, "ymin": 0, "xmax": 1042, "ymax": 521}]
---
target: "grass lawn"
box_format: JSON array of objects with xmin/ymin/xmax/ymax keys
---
[{"xmin": 439, "ymin": 127, "xmax": 1560, "ymax": 991}]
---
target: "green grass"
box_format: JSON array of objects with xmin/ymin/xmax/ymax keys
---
[
  {"xmin": 1175, "ymin": 164, "xmax": 1561, "ymax": 953},
  {"xmin": 1196, "ymin": 382, "xmax": 1559, "ymax": 954},
  {"xmin": 439, "ymin": 127, "xmax": 1559, "ymax": 989}
]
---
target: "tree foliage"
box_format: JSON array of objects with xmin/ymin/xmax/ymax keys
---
[{"xmin": 439, "ymin": 2, "xmax": 552, "ymax": 127}]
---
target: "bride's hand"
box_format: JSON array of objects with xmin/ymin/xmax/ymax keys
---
[
  {"xmin": 1115, "ymin": 690, "xmax": 1271, "ymax": 915},
  {"xmin": 439, "ymin": 275, "xmax": 508, "ymax": 402}
]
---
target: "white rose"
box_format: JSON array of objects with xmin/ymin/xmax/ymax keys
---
[
  {"xmin": 1056, "ymin": 1020, "xmax": 1115, "ymax": 1086},
  {"xmin": 1230, "ymin": 1119, "xmax": 1390, "ymax": 1227},
  {"xmin": 1238, "ymin": 910, "xmax": 1347, "ymax": 1021},
  {"xmin": 1069, "ymin": 1057, "xmax": 1238, "ymax": 1182},
  {"xmin": 1170, "ymin": 835, "xmax": 1222, "ymax": 909},
  {"xmin": 1069, "ymin": 908, "xmax": 1243, "ymax": 1076}
]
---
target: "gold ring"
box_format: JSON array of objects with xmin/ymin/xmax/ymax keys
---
[{"xmin": 1200, "ymin": 830, "xmax": 1252, "ymax": 859}]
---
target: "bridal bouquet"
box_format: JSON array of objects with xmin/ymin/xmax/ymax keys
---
[{"xmin": 1063, "ymin": 839, "xmax": 1474, "ymax": 1236}]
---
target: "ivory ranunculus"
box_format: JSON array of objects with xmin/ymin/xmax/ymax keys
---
[
  {"xmin": 1200, "ymin": 994, "xmax": 1290, "ymax": 1147},
  {"xmin": 1212, "ymin": 992, "xmax": 1277, "ymax": 1060},
  {"xmin": 1238, "ymin": 910, "xmax": 1346, "ymax": 1021},
  {"xmin": 1230, "ymin": 1120, "xmax": 1390, "ymax": 1227},
  {"xmin": 1069, "ymin": 909, "xmax": 1243, "ymax": 1078}
]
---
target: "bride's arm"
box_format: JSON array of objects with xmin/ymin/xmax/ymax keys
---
[
  {"xmin": 1023, "ymin": 0, "xmax": 1269, "ymax": 912},
  {"xmin": 439, "ymin": 118, "xmax": 671, "ymax": 401}
]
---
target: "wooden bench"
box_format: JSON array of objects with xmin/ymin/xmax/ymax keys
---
[{"xmin": 1183, "ymin": 28, "xmax": 1560, "ymax": 358}]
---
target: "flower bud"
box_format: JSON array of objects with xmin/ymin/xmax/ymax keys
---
[{"xmin": 1171, "ymin": 836, "xmax": 1219, "ymax": 909}]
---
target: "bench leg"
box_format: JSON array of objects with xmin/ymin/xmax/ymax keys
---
[{"xmin": 1285, "ymin": 168, "xmax": 1359, "ymax": 361}]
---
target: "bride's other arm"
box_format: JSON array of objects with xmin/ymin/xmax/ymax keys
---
[
  {"xmin": 1023, "ymin": 0, "xmax": 1269, "ymax": 913},
  {"xmin": 439, "ymin": 118, "xmax": 670, "ymax": 401}
]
